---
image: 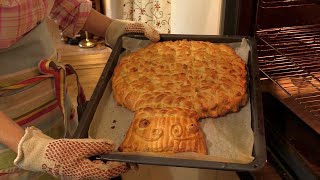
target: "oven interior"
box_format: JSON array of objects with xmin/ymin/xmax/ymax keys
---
[{"xmin": 228, "ymin": 0, "xmax": 320, "ymax": 179}]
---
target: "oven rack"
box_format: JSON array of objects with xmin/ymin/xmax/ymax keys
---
[
  {"xmin": 256, "ymin": 24, "xmax": 320, "ymax": 121},
  {"xmin": 260, "ymin": 0, "xmax": 318, "ymax": 7}
]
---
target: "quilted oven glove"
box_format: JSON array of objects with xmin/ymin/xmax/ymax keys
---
[
  {"xmin": 14, "ymin": 127, "xmax": 128, "ymax": 180},
  {"xmin": 105, "ymin": 19, "xmax": 160, "ymax": 48}
]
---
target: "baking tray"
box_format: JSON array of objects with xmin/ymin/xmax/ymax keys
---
[{"xmin": 73, "ymin": 33, "xmax": 266, "ymax": 171}]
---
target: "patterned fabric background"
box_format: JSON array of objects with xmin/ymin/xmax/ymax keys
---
[{"xmin": 121, "ymin": 0, "xmax": 171, "ymax": 33}]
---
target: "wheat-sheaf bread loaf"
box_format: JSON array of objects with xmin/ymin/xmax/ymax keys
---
[
  {"xmin": 119, "ymin": 107, "xmax": 207, "ymax": 154},
  {"xmin": 112, "ymin": 40, "xmax": 248, "ymax": 118}
]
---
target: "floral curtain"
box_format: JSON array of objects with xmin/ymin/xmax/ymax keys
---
[{"xmin": 121, "ymin": 0, "xmax": 171, "ymax": 33}]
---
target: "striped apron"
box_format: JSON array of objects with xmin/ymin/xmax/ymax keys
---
[{"xmin": 0, "ymin": 21, "xmax": 85, "ymax": 179}]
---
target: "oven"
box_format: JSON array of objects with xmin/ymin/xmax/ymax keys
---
[{"xmin": 225, "ymin": 0, "xmax": 320, "ymax": 179}]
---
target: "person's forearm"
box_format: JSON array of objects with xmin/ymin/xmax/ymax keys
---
[
  {"xmin": 0, "ymin": 111, "xmax": 25, "ymax": 153},
  {"xmin": 83, "ymin": 8, "xmax": 113, "ymax": 38}
]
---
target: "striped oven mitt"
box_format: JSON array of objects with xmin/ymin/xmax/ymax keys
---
[
  {"xmin": 105, "ymin": 19, "xmax": 160, "ymax": 48},
  {"xmin": 14, "ymin": 126, "xmax": 128, "ymax": 180}
]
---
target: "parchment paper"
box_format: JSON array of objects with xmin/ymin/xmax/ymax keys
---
[{"xmin": 88, "ymin": 37, "xmax": 254, "ymax": 164}]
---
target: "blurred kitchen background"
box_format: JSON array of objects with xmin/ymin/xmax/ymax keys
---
[
  {"xmin": 46, "ymin": 0, "xmax": 228, "ymax": 106},
  {"xmin": 47, "ymin": 0, "xmax": 281, "ymax": 180},
  {"xmin": 104, "ymin": 0, "xmax": 224, "ymax": 35}
]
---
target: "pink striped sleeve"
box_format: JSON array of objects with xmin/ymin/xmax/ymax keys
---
[{"xmin": 49, "ymin": 0, "xmax": 92, "ymax": 38}]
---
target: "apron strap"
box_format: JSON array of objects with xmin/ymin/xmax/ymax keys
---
[
  {"xmin": 38, "ymin": 60, "xmax": 86, "ymax": 137},
  {"xmin": 39, "ymin": 60, "xmax": 68, "ymax": 137},
  {"xmin": 64, "ymin": 64, "xmax": 86, "ymax": 106},
  {"xmin": 38, "ymin": 60, "xmax": 86, "ymax": 104},
  {"xmin": 64, "ymin": 64, "xmax": 88, "ymax": 121}
]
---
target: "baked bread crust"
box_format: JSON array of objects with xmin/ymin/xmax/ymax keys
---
[
  {"xmin": 119, "ymin": 107, "xmax": 207, "ymax": 154},
  {"xmin": 112, "ymin": 40, "xmax": 248, "ymax": 118}
]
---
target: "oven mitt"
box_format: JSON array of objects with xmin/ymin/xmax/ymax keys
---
[
  {"xmin": 105, "ymin": 19, "xmax": 160, "ymax": 48},
  {"xmin": 14, "ymin": 126, "xmax": 128, "ymax": 180}
]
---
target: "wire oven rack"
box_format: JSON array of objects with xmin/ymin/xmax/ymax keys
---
[
  {"xmin": 256, "ymin": 24, "xmax": 320, "ymax": 127},
  {"xmin": 260, "ymin": 0, "xmax": 318, "ymax": 7}
]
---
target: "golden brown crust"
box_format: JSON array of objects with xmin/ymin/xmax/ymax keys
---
[
  {"xmin": 119, "ymin": 108, "xmax": 207, "ymax": 154},
  {"xmin": 112, "ymin": 40, "xmax": 248, "ymax": 118}
]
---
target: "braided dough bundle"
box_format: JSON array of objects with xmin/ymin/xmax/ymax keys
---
[{"xmin": 112, "ymin": 40, "xmax": 248, "ymax": 154}]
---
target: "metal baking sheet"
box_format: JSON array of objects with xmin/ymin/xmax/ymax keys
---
[{"xmin": 73, "ymin": 33, "xmax": 266, "ymax": 171}]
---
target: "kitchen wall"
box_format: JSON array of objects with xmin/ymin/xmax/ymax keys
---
[
  {"xmin": 102, "ymin": 0, "xmax": 225, "ymax": 35},
  {"xmin": 103, "ymin": 0, "xmax": 122, "ymax": 20},
  {"xmin": 171, "ymin": 0, "xmax": 224, "ymax": 35}
]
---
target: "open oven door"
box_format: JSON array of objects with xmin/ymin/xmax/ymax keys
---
[{"xmin": 224, "ymin": 0, "xmax": 320, "ymax": 179}]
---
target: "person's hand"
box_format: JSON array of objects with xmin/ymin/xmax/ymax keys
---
[
  {"xmin": 14, "ymin": 127, "xmax": 128, "ymax": 180},
  {"xmin": 105, "ymin": 19, "xmax": 160, "ymax": 48}
]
